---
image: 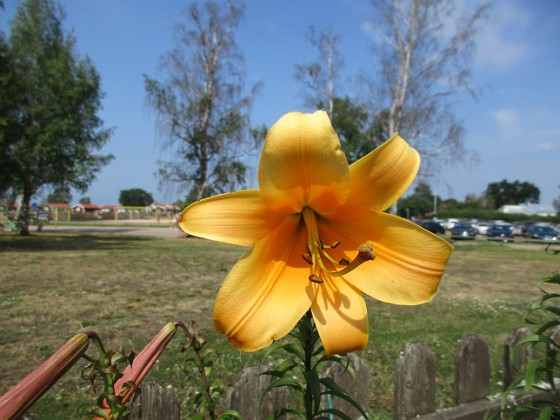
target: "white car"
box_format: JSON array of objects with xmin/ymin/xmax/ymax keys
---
[{"xmin": 475, "ymin": 222, "xmax": 490, "ymax": 235}]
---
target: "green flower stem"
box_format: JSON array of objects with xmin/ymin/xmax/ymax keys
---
[{"xmin": 301, "ymin": 310, "xmax": 320, "ymax": 419}]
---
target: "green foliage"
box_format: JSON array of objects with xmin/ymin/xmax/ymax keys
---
[
  {"xmin": 500, "ymin": 272, "xmax": 560, "ymax": 418},
  {"xmin": 1, "ymin": 0, "xmax": 113, "ymax": 234},
  {"xmin": 396, "ymin": 181, "xmax": 439, "ymax": 218},
  {"xmin": 398, "ymin": 194, "xmax": 433, "ymax": 218},
  {"xmin": 330, "ymin": 97, "xmax": 383, "ymax": 164},
  {"xmin": 436, "ymin": 208, "xmax": 560, "ymax": 224},
  {"xmin": 485, "ymin": 179, "xmax": 541, "ymax": 209},
  {"xmin": 261, "ymin": 312, "xmax": 368, "ymax": 419},
  {"xmin": 46, "ymin": 186, "xmax": 72, "ymax": 204},
  {"xmin": 118, "ymin": 188, "xmax": 154, "ymax": 207}
]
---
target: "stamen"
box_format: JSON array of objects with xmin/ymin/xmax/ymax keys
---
[
  {"xmin": 301, "ymin": 207, "xmax": 376, "ymax": 283},
  {"xmin": 301, "ymin": 253, "xmax": 313, "ymax": 265},
  {"xmin": 327, "ymin": 243, "xmax": 375, "ymax": 277},
  {"xmin": 339, "ymin": 258, "xmax": 350, "ymax": 266},
  {"xmin": 309, "ymin": 274, "xmax": 323, "ymax": 284}
]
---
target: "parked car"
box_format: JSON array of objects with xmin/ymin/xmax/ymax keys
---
[
  {"xmin": 444, "ymin": 218, "xmax": 459, "ymax": 230},
  {"xmin": 512, "ymin": 222, "xmax": 525, "ymax": 236},
  {"xmin": 487, "ymin": 224, "xmax": 514, "ymax": 242},
  {"xmin": 451, "ymin": 222, "xmax": 477, "ymax": 240},
  {"xmin": 475, "ymin": 222, "xmax": 490, "ymax": 235},
  {"xmin": 525, "ymin": 224, "xmax": 559, "ymax": 241},
  {"xmin": 418, "ymin": 220, "xmax": 445, "ymax": 235},
  {"xmin": 521, "ymin": 221, "xmax": 539, "ymax": 237}
]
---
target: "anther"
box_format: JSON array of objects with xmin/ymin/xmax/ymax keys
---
[
  {"xmin": 309, "ymin": 274, "xmax": 323, "ymax": 284},
  {"xmin": 301, "ymin": 253, "xmax": 313, "ymax": 265},
  {"xmin": 330, "ymin": 241, "xmax": 341, "ymax": 249},
  {"xmin": 318, "ymin": 237, "xmax": 325, "ymax": 250}
]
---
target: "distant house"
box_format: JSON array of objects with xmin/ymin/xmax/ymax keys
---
[
  {"xmin": 44, "ymin": 203, "xmax": 71, "ymax": 211},
  {"xmin": 72, "ymin": 204, "xmax": 101, "ymax": 214},
  {"xmin": 100, "ymin": 205, "xmax": 118, "ymax": 214},
  {"xmin": 150, "ymin": 202, "xmax": 180, "ymax": 214},
  {"xmin": 498, "ymin": 203, "xmax": 556, "ymax": 217}
]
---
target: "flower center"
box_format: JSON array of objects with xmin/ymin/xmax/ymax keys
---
[{"xmin": 301, "ymin": 207, "xmax": 375, "ymax": 284}]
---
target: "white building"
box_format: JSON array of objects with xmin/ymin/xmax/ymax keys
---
[{"xmin": 497, "ymin": 203, "xmax": 556, "ymax": 217}]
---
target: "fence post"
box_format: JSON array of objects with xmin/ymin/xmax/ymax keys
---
[
  {"xmin": 455, "ymin": 333, "xmax": 490, "ymax": 404},
  {"xmin": 393, "ymin": 342, "xmax": 436, "ymax": 420},
  {"xmin": 320, "ymin": 352, "xmax": 369, "ymax": 419},
  {"xmin": 503, "ymin": 326, "xmax": 533, "ymax": 390},
  {"xmin": 129, "ymin": 381, "xmax": 180, "ymax": 420},
  {"xmin": 226, "ymin": 365, "xmax": 287, "ymax": 419}
]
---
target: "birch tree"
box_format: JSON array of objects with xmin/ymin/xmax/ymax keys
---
[
  {"xmin": 145, "ymin": 0, "xmax": 260, "ymax": 204},
  {"xmin": 294, "ymin": 26, "xmax": 343, "ymax": 117},
  {"xmin": 367, "ymin": 0, "xmax": 490, "ymax": 201}
]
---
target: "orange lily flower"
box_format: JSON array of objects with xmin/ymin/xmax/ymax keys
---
[{"xmin": 179, "ymin": 111, "xmax": 453, "ymax": 355}]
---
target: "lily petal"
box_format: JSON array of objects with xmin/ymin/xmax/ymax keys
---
[
  {"xmin": 311, "ymin": 276, "xmax": 368, "ymax": 356},
  {"xmin": 258, "ymin": 111, "xmax": 351, "ymax": 214},
  {"xmin": 322, "ymin": 210, "xmax": 452, "ymax": 305},
  {"xmin": 346, "ymin": 134, "xmax": 420, "ymax": 212},
  {"xmin": 179, "ymin": 190, "xmax": 282, "ymax": 247},
  {"xmin": 213, "ymin": 217, "xmax": 314, "ymax": 351}
]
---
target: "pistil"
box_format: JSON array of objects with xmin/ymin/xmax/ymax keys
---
[{"xmin": 301, "ymin": 207, "xmax": 375, "ymax": 283}]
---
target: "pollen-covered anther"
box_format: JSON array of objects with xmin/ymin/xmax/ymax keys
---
[
  {"xmin": 309, "ymin": 274, "xmax": 323, "ymax": 284},
  {"xmin": 301, "ymin": 253, "xmax": 313, "ymax": 265}
]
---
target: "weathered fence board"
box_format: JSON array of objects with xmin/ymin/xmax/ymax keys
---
[
  {"xmin": 454, "ymin": 333, "xmax": 490, "ymax": 404},
  {"xmin": 225, "ymin": 364, "xmax": 287, "ymax": 419},
  {"xmin": 503, "ymin": 326, "xmax": 533, "ymax": 390},
  {"xmin": 129, "ymin": 381, "xmax": 180, "ymax": 420},
  {"xmin": 393, "ymin": 341, "xmax": 436, "ymax": 419}
]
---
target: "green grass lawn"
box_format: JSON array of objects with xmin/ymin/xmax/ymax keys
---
[{"xmin": 0, "ymin": 232, "xmax": 558, "ymax": 418}]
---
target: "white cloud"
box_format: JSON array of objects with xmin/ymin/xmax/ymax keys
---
[
  {"xmin": 536, "ymin": 142, "xmax": 556, "ymax": 151},
  {"xmin": 474, "ymin": 0, "xmax": 532, "ymax": 72},
  {"xmin": 491, "ymin": 108, "xmax": 521, "ymax": 138}
]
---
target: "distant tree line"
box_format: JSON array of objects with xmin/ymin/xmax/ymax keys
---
[{"xmin": 398, "ymin": 179, "xmax": 559, "ymax": 220}]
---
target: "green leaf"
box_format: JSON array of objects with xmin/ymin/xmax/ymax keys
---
[
  {"xmin": 260, "ymin": 376, "xmax": 303, "ymax": 403},
  {"xmin": 264, "ymin": 407, "xmax": 303, "ymax": 420},
  {"xmin": 262, "ymin": 341, "xmax": 303, "ymax": 361},
  {"xmin": 303, "ymin": 369, "xmax": 322, "ymax": 414},
  {"xmin": 219, "ymin": 409, "xmax": 242, "ymax": 419},
  {"xmin": 320, "ymin": 377, "xmax": 369, "ymax": 419},
  {"xmin": 317, "ymin": 407, "xmax": 354, "ymax": 420}
]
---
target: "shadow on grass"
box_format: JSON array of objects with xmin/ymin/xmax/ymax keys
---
[{"xmin": 0, "ymin": 232, "xmax": 156, "ymax": 252}]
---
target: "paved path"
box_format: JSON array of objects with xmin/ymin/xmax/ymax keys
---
[{"xmin": 41, "ymin": 224, "xmax": 184, "ymax": 238}]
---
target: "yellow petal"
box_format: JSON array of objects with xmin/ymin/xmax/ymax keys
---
[
  {"xmin": 213, "ymin": 218, "xmax": 314, "ymax": 351},
  {"xmin": 179, "ymin": 190, "xmax": 284, "ymax": 247},
  {"xmin": 311, "ymin": 276, "xmax": 368, "ymax": 355},
  {"xmin": 258, "ymin": 111, "xmax": 351, "ymax": 214},
  {"xmin": 346, "ymin": 134, "xmax": 420, "ymax": 211},
  {"xmin": 322, "ymin": 210, "xmax": 453, "ymax": 305}
]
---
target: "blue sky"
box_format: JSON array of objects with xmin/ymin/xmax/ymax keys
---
[{"xmin": 1, "ymin": 0, "xmax": 559, "ymax": 207}]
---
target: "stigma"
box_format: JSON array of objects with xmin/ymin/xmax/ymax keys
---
[{"xmin": 300, "ymin": 207, "xmax": 375, "ymax": 283}]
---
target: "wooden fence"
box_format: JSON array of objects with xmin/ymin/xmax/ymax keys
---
[{"xmin": 124, "ymin": 326, "xmax": 559, "ymax": 419}]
